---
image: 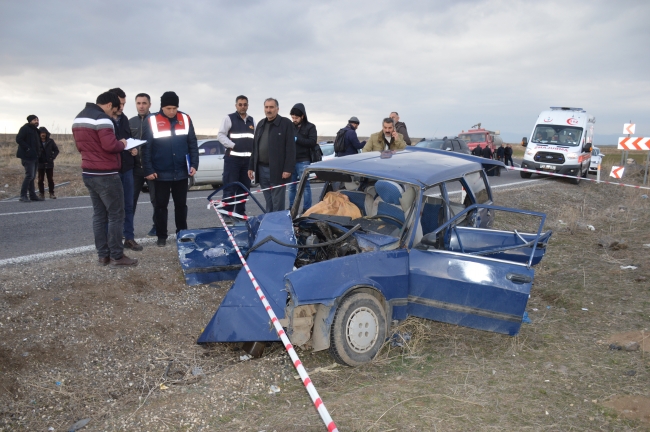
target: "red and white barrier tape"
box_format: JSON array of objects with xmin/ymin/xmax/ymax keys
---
[
  {"xmin": 505, "ymin": 166, "xmax": 650, "ymax": 190},
  {"xmin": 208, "ymin": 202, "xmax": 339, "ymax": 432},
  {"xmin": 220, "ymin": 180, "xmax": 300, "ymax": 202}
]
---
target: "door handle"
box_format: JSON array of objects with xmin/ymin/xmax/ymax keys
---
[{"xmin": 507, "ymin": 273, "xmax": 532, "ymax": 284}]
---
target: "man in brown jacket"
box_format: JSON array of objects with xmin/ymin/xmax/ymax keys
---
[{"xmin": 362, "ymin": 118, "xmax": 407, "ymax": 152}]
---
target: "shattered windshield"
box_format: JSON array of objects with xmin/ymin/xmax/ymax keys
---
[
  {"xmin": 531, "ymin": 126, "xmax": 583, "ymax": 146},
  {"xmin": 458, "ymin": 133, "xmax": 486, "ymax": 143}
]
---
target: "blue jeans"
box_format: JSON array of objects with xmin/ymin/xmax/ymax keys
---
[
  {"xmin": 288, "ymin": 161, "xmax": 311, "ymax": 211},
  {"xmin": 20, "ymin": 159, "xmax": 38, "ymax": 198},
  {"xmin": 83, "ymin": 174, "xmax": 125, "ymax": 260},
  {"xmin": 258, "ymin": 165, "xmax": 286, "ymax": 212},
  {"xmin": 222, "ymin": 155, "xmax": 251, "ymax": 215},
  {"xmin": 119, "ymin": 170, "xmax": 135, "ymax": 240}
]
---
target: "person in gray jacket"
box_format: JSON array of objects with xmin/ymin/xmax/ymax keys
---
[{"xmin": 389, "ymin": 112, "xmax": 411, "ymax": 145}]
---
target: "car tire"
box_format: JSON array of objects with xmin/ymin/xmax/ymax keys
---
[
  {"xmin": 571, "ymin": 168, "xmax": 581, "ymax": 185},
  {"xmin": 211, "ymin": 184, "xmax": 221, "ymax": 190},
  {"xmin": 520, "ymin": 171, "xmax": 532, "ymax": 179},
  {"xmin": 187, "ymin": 177, "xmax": 195, "ymax": 191},
  {"xmin": 329, "ymin": 292, "xmax": 386, "ymax": 367}
]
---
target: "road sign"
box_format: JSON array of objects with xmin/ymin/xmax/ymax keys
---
[
  {"xmin": 624, "ymin": 123, "xmax": 636, "ymax": 135},
  {"xmin": 610, "ymin": 166, "xmax": 625, "ymax": 179},
  {"xmin": 618, "ymin": 137, "xmax": 650, "ymax": 150}
]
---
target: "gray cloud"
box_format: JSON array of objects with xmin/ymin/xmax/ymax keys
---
[{"xmin": 1, "ymin": 0, "xmax": 649, "ymax": 143}]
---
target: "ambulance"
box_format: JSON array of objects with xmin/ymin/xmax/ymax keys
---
[{"xmin": 520, "ymin": 107, "xmax": 594, "ymax": 184}]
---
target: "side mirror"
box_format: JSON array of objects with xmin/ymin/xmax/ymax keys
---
[
  {"xmin": 522, "ymin": 137, "xmax": 528, "ymax": 147},
  {"xmin": 583, "ymin": 143, "xmax": 592, "ymax": 153}
]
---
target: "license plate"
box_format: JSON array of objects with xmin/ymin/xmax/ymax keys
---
[{"xmin": 539, "ymin": 164, "xmax": 555, "ymax": 170}]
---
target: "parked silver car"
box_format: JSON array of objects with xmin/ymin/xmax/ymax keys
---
[{"xmin": 191, "ymin": 139, "xmax": 226, "ymax": 189}]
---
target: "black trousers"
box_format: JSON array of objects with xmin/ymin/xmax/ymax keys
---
[
  {"xmin": 38, "ymin": 167, "xmax": 54, "ymax": 195},
  {"xmin": 133, "ymin": 173, "xmax": 156, "ymax": 226},
  {"xmin": 153, "ymin": 179, "xmax": 188, "ymax": 238},
  {"xmin": 221, "ymin": 155, "xmax": 251, "ymax": 215}
]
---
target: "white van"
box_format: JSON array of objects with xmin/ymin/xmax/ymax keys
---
[{"xmin": 520, "ymin": 107, "xmax": 594, "ymax": 184}]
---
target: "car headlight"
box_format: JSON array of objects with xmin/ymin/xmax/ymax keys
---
[
  {"xmin": 525, "ymin": 149, "xmax": 535, "ymax": 156},
  {"xmin": 566, "ymin": 153, "xmax": 577, "ymax": 160}
]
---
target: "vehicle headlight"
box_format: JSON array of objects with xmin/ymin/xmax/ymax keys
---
[
  {"xmin": 566, "ymin": 153, "xmax": 577, "ymax": 160},
  {"xmin": 525, "ymin": 149, "xmax": 535, "ymax": 156}
]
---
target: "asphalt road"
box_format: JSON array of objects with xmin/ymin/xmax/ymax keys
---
[{"xmin": 0, "ymin": 162, "xmax": 537, "ymax": 262}]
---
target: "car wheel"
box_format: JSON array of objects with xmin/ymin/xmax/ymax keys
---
[
  {"xmin": 519, "ymin": 171, "xmax": 532, "ymax": 179},
  {"xmin": 187, "ymin": 177, "xmax": 195, "ymax": 191},
  {"xmin": 211, "ymin": 184, "xmax": 221, "ymax": 189},
  {"xmin": 329, "ymin": 292, "xmax": 386, "ymax": 367},
  {"xmin": 571, "ymin": 168, "xmax": 581, "ymax": 185}
]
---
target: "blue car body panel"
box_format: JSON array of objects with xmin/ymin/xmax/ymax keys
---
[{"xmin": 197, "ymin": 211, "xmax": 296, "ymax": 343}]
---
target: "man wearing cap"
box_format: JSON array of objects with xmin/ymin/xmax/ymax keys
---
[
  {"xmin": 247, "ymin": 98, "xmax": 295, "ymax": 212},
  {"xmin": 16, "ymin": 114, "xmax": 43, "ymax": 202},
  {"xmin": 335, "ymin": 116, "xmax": 366, "ymax": 157},
  {"xmin": 217, "ymin": 95, "xmax": 254, "ymax": 216},
  {"xmin": 288, "ymin": 103, "xmax": 318, "ymax": 212},
  {"xmin": 72, "ymin": 91, "xmax": 138, "ymax": 268},
  {"xmin": 362, "ymin": 118, "xmax": 407, "ymax": 152},
  {"xmin": 389, "ymin": 112, "xmax": 411, "ymax": 145},
  {"xmin": 142, "ymin": 91, "xmax": 199, "ymax": 247}
]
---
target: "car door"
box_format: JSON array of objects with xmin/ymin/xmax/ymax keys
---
[
  {"xmin": 408, "ymin": 184, "xmax": 535, "ymax": 336},
  {"xmin": 197, "ymin": 140, "xmax": 225, "ymax": 183}
]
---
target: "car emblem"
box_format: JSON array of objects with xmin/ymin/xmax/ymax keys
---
[{"xmin": 546, "ymin": 155, "xmax": 553, "ymax": 159}]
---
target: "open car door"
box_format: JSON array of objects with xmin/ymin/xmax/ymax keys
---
[{"xmin": 408, "ymin": 204, "xmax": 550, "ymax": 336}]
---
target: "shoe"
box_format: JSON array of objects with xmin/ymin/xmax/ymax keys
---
[
  {"xmin": 157, "ymin": 238, "xmax": 166, "ymax": 247},
  {"xmin": 38, "ymin": 193, "xmax": 45, "ymax": 200},
  {"xmin": 98, "ymin": 257, "xmax": 110, "ymax": 266},
  {"xmin": 124, "ymin": 239, "xmax": 143, "ymax": 251},
  {"xmin": 49, "ymin": 193, "xmax": 56, "ymax": 199},
  {"xmin": 109, "ymin": 255, "xmax": 139, "ymax": 268},
  {"xmin": 147, "ymin": 226, "xmax": 157, "ymax": 237},
  {"xmin": 19, "ymin": 196, "xmax": 31, "ymax": 203},
  {"xmin": 30, "ymin": 195, "xmax": 44, "ymax": 201}
]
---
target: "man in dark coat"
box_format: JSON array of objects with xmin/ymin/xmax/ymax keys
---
[
  {"xmin": 496, "ymin": 143, "xmax": 505, "ymax": 162},
  {"xmin": 288, "ymin": 103, "xmax": 318, "ymax": 212},
  {"xmin": 248, "ymin": 98, "xmax": 296, "ymax": 212},
  {"xmin": 481, "ymin": 145, "xmax": 493, "ymax": 159},
  {"xmin": 16, "ymin": 115, "xmax": 43, "ymax": 202},
  {"xmin": 109, "ymin": 88, "xmax": 143, "ymax": 252},
  {"xmin": 129, "ymin": 92, "xmax": 156, "ymax": 237},
  {"xmin": 471, "ymin": 144, "xmax": 482, "ymax": 157},
  {"xmin": 335, "ymin": 117, "xmax": 366, "ymax": 157},
  {"xmin": 389, "ymin": 112, "xmax": 411, "ymax": 145},
  {"xmin": 504, "ymin": 144, "xmax": 515, "ymax": 167},
  {"xmin": 37, "ymin": 127, "xmax": 59, "ymax": 199},
  {"xmin": 143, "ymin": 91, "xmax": 199, "ymax": 247}
]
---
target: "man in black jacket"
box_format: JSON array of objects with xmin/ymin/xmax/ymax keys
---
[
  {"xmin": 288, "ymin": 103, "xmax": 318, "ymax": 212},
  {"xmin": 109, "ymin": 88, "xmax": 143, "ymax": 251},
  {"xmin": 129, "ymin": 92, "xmax": 157, "ymax": 237},
  {"xmin": 335, "ymin": 117, "xmax": 366, "ymax": 157},
  {"xmin": 248, "ymin": 98, "xmax": 295, "ymax": 212},
  {"xmin": 37, "ymin": 127, "xmax": 59, "ymax": 199},
  {"xmin": 16, "ymin": 115, "xmax": 43, "ymax": 202}
]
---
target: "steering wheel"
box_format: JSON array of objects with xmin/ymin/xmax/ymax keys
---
[{"xmin": 364, "ymin": 214, "xmax": 404, "ymax": 228}]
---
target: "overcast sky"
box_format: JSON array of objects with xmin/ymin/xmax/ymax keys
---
[{"xmin": 1, "ymin": 0, "xmax": 648, "ymax": 144}]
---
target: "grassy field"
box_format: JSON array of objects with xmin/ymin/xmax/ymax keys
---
[{"xmin": 1, "ymin": 152, "xmax": 649, "ymax": 430}]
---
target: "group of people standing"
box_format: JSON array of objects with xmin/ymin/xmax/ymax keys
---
[
  {"xmin": 69, "ymin": 89, "xmax": 198, "ymax": 268},
  {"xmin": 15, "ymin": 115, "xmax": 60, "ymax": 201},
  {"xmin": 472, "ymin": 142, "xmax": 515, "ymax": 167}
]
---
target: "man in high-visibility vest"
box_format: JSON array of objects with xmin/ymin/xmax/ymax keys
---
[{"xmin": 142, "ymin": 91, "xmax": 199, "ymax": 247}]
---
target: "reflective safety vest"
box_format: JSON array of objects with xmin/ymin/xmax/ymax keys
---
[
  {"xmin": 149, "ymin": 112, "xmax": 191, "ymax": 139},
  {"xmin": 227, "ymin": 112, "xmax": 254, "ymax": 155}
]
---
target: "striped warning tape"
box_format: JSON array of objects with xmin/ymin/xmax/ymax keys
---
[
  {"xmin": 208, "ymin": 201, "xmax": 339, "ymax": 432},
  {"xmin": 505, "ymin": 166, "xmax": 650, "ymax": 190}
]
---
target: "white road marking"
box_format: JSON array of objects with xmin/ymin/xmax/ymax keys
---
[{"xmin": 0, "ymin": 236, "xmax": 173, "ymax": 267}]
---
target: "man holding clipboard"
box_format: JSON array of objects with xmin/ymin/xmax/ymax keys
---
[{"xmin": 142, "ymin": 91, "xmax": 199, "ymax": 247}]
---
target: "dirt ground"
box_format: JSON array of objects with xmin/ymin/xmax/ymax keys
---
[{"xmin": 1, "ymin": 156, "xmax": 650, "ymax": 431}]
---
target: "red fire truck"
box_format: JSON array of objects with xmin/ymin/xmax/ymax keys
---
[{"xmin": 458, "ymin": 123, "xmax": 503, "ymax": 153}]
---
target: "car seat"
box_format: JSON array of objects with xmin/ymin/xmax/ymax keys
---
[{"xmin": 373, "ymin": 180, "xmax": 415, "ymax": 227}]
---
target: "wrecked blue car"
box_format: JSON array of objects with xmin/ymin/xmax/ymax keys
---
[{"xmin": 177, "ymin": 148, "xmax": 551, "ymax": 366}]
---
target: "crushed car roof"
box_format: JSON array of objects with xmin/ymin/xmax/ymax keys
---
[{"xmin": 308, "ymin": 147, "xmax": 503, "ymax": 186}]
